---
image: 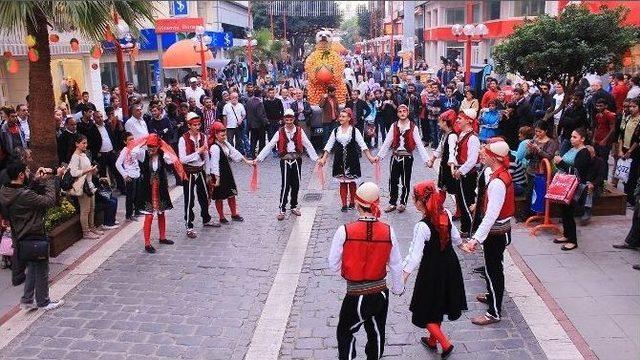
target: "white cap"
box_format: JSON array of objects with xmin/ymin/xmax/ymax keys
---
[
  {"xmin": 284, "ymin": 109, "xmax": 295, "ymax": 117},
  {"xmin": 186, "ymin": 112, "xmax": 201, "ymax": 122},
  {"xmin": 189, "ymin": 77, "xmax": 197, "ymax": 83},
  {"xmin": 355, "ymin": 182, "xmax": 380, "ymax": 206},
  {"xmin": 461, "ymin": 108, "xmax": 477, "ymax": 120}
]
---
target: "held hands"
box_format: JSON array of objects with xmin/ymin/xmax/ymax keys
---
[
  {"xmin": 317, "ymin": 158, "xmax": 326, "ymax": 167},
  {"xmin": 453, "ymin": 170, "xmax": 461, "ymax": 180},
  {"xmin": 198, "ymin": 145, "xmax": 208, "ymax": 155},
  {"xmin": 426, "ymin": 157, "xmax": 434, "ymax": 168}
]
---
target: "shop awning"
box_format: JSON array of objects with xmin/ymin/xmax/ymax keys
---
[{"xmin": 162, "ymin": 39, "xmax": 214, "ymax": 69}]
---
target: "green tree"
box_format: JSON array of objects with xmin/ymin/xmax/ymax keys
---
[
  {"xmin": 493, "ymin": 4, "xmax": 640, "ymax": 92},
  {"xmin": 229, "ymin": 28, "xmax": 285, "ymax": 64},
  {"xmin": 340, "ymin": 17, "xmax": 359, "ymax": 50},
  {"xmin": 0, "ymin": 1, "xmax": 155, "ymax": 166},
  {"xmin": 356, "ymin": 4, "xmax": 371, "ymax": 39}
]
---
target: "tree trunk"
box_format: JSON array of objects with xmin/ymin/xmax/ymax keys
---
[{"xmin": 27, "ymin": 8, "xmax": 58, "ymax": 168}]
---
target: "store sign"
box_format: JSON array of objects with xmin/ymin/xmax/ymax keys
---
[
  {"xmin": 171, "ymin": 1, "xmax": 188, "ymax": 17},
  {"xmin": 155, "ymin": 18, "xmax": 204, "ymax": 34},
  {"xmin": 210, "ymin": 32, "xmax": 234, "ymax": 48}
]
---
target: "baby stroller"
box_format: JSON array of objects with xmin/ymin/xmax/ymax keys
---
[{"xmin": 0, "ymin": 223, "xmax": 13, "ymax": 269}]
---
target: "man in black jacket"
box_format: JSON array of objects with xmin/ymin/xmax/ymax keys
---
[
  {"xmin": 0, "ymin": 161, "xmax": 65, "ymax": 310},
  {"xmin": 263, "ymin": 87, "xmax": 284, "ymax": 147},
  {"xmin": 345, "ymin": 90, "xmax": 371, "ymax": 132},
  {"xmin": 56, "ymin": 117, "xmax": 77, "ymax": 165},
  {"xmin": 76, "ymin": 108, "xmax": 101, "ymax": 160},
  {"xmin": 510, "ymin": 88, "xmax": 533, "ymax": 129},
  {"xmin": 166, "ymin": 79, "xmax": 186, "ymax": 106},
  {"xmin": 558, "ymin": 92, "xmax": 588, "ymax": 154},
  {"xmin": 245, "ymin": 88, "xmax": 269, "ymax": 158},
  {"xmin": 291, "ymin": 88, "xmax": 313, "ymax": 126}
]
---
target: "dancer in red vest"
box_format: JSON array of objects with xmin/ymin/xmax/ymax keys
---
[
  {"xmin": 133, "ymin": 134, "xmax": 186, "ymax": 253},
  {"xmin": 178, "ymin": 113, "xmax": 215, "ymax": 238},
  {"xmin": 464, "ymin": 138, "xmax": 515, "ymax": 325},
  {"xmin": 318, "ymin": 108, "xmax": 376, "ymax": 212},
  {"xmin": 328, "ymin": 182, "xmax": 404, "ymax": 360},
  {"xmin": 255, "ymin": 109, "xmax": 318, "ymax": 220},
  {"xmin": 208, "ymin": 122, "xmax": 253, "ymax": 225},
  {"xmin": 403, "ymin": 180, "xmax": 467, "ymax": 359},
  {"xmin": 374, "ymin": 104, "xmax": 429, "ymax": 213},
  {"xmin": 453, "ymin": 108, "xmax": 480, "ymax": 236}
]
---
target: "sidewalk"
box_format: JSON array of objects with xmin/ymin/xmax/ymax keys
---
[{"xmin": 510, "ymin": 212, "xmax": 640, "ymax": 359}]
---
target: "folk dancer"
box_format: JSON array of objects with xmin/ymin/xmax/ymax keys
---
[
  {"xmin": 453, "ymin": 108, "xmax": 480, "ymax": 237},
  {"xmin": 208, "ymin": 122, "xmax": 253, "ymax": 225},
  {"xmin": 402, "ymin": 180, "xmax": 467, "ymax": 359},
  {"xmin": 255, "ymin": 109, "xmax": 318, "ymax": 220},
  {"xmin": 464, "ymin": 138, "xmax": 515, "ymax": 325},
  {"xmin": 178, "ymin": 112, "xmax": 215, "ymax": 238},
  {"xmin": 374, "ymin": 104, "xmax": 429, "ymax": 213},
  {"xmin": 328, "ymin": 182, "xmax": 404, "ymax": 360},
  {"xmin": 318, "ymin": 109, "xmax": 375, "ymax": 212}
]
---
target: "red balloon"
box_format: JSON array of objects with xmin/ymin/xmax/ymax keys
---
[
  {"xmin": 316, "ymin": 66, "xmax": 333, "ymax": 84},
  {"xmin": 6, "ymin": 59, "xmax": 19, "ymax": 74},
  {"xmin": 28, "ymin": 48, "xmax": 39, "ymax": 62}
]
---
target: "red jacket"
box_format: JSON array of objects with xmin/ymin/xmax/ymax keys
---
[{"xmin": 342, "ymin": 220, "xmax": 392, "ymax": 282}]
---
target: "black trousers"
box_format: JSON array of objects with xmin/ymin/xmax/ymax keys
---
[
  {"xmin": 97, "ymin": 151, "xmax": 124, "ymax": 192},
  {"xmin": 124, "ymin": 177, "xmax": 138, "ymax": 218},
  {"xmin": 21, "ymin": 260, "xmax": 50, "ymax": 307},
  {"xmin": 560, "ymin": 202, "xmax": 577, "ymax": 244},
  {"xmin": 456, "ymin": 172, "xmax": 478, "ymax": 235},
  {"xmin": 337, "ymin": 290, "xmax": 389, "ymax": 360},
  {"xmin": 388, "ymin": 155, "xmax": 413, "ymax": 206},
  {"xmin": 625, "ymin": 201, "xmax": 640, "ymax": 247},
  {"xmin": 249, "ymin": 127, "xmax": 266, "ymax": 159},
  {"xmin": 279, "ymin": 158, "xmax": 302, "ymax": 212},
  {"xmin": 483, "ymin": 232, "xmax": 510, "ymax": 319},
  {"xmin": 182, "ymin": 170, "xmax": 211, "ymax": 229},
  {"xmin": 226, "ymin": 128, "xmax": 243, "ymax": 152}
]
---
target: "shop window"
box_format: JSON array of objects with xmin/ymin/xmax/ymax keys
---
[
  {"xmin": 488, "ymin": 0, "xmax": 501, "ymax": 20},
  {"xmin": 514, "ymin": 0, "xmax": 546, "ymax": 17},
  {"xmin": 445, "ymin": 7, "xmax": 465, "ymax": 25}
]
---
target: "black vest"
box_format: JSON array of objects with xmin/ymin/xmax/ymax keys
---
[
  {"xmin": 331, "ymin": 127, "xmax": 361, "ymax": 178},
  {"xmin": 137, "ymin": 151, "xmax": 172, "ymax": 212}
]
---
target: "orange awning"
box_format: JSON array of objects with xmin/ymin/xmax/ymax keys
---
[{"xmin": 162, "ymin": 39, "xmax": 214, "ymax": 69}]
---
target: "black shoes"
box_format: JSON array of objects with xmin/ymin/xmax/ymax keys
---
[
  {"xmin": 420, "ymin": 337, "xmax": 437, "ymax": 350},
  {"xmin": 220, "ymin": 218, "xmax": 229, "ymax": 224},
  {"xmin": 341, "ymin": 206, "xmax": 348, "ymax": 212},
  {"xmin": 348, "ymin": 203, "xmax": 355, "ymax": 209},
  {"xmin": 231, "ymin": 215, "xmax": 244, "ymax": 222},
  {"xmin": 159, "ymin": 239, "xmax": 174, "ymax": 245},
  {"xmin": 145, "ymin": 245, "xmax": 156, "ymax": 254},
  {"xmin": 441, "ymin": 344, "xmax": 454, "ymax": 359}
]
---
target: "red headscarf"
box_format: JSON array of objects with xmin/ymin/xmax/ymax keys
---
[
  {"xmin": 439, "ymin": 109, "xmax": 457, "ymax": 130},
  {"xmin": 126, "ymin": 134, "xmax": 187, "ymax": 181},
  {"xmin": 413, "ymin": 180, "xmax": 450, "ymax": 250},
  {"xmin": 341, "ymin": 108, "xmax": 355, "ymax": 125},
  {"xmin": 353, "ymin": 193, "xmax": 381, "ymax": 218},
  {"xmin": 208, "ymin": 121, "xmax": 226, "ymax": 147}
]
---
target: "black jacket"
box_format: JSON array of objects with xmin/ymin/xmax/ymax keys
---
[
  {"xmin": 245, "ymin": 97, "xmax": 269, "ymax": 130},
  {"xmin": 0, "ymin": 179, "xmax": 58, "ymax": 242},
  {"xmin": 263, "ymin": 98, "xmax": 285, "ymax": 125},
  {"xmin": 290, "ymin": 99, "xmax": 313, "ymax": 126},
  {"xmin": 558, "ymin": 104, "xmax": 588, "ymax": 141},
  {"xmin": 345, "ymin": 99, "xmax": 371, "ymax": 127},
  {"xmin": 512, "ymin": 98, "xmax": 533, "ymax": 129},
  {"xmin": 76, "ymin": 119, "xmax": 102, "ymax": 159},
  {"xmin": 57, "ymin": 130, "xmax": 77, "ymax": 165}
]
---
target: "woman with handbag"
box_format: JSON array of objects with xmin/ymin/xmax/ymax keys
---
[
  {"xmin": 552, "ymin": 128, "xmax": 592, "ymax": 251},
  {"xmin": 68, "ymin": 134, "xmax": 102, "ymax": 240},
  {"xmin": 318, "ymin": 109, "xmax": 376, "ymax": 212}
]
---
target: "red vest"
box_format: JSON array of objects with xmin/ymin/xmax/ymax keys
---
[
  {"xmin": 456, "ymin": 130, "xmax": 479, "ymax": 168},
  {"xmin": 277, "ymin": 126, "xmax": 303, "ymax": 156},
  {"xmin": 482, "ymin": 167, "xmax": 515, "ymax": 220},
  {"xmin": 341, "ymin": 220, "xmax": 392, "ymax": 282},
  {"xmin": 183, "ymin": 132, "xmax": 206, "ymax": 161},
  {"xmin": 390, "ymin": 121, "xmax": 416, "ymax": 152}
]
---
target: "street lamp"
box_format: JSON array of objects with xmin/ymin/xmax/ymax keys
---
[
  {"xmin": 246, "ymin": 28, "xmax": 253, "ymax": 83},
  {"xmin": 452, "ymin": 22, "xmax": 488, "ymax": 84},
  {"xmin": 193, "ymin": 25, "xmax": 212, "ymax": 85},
  {"xmin": 113, "ymin": 18, "xmax": 131, "ymax": 117}
]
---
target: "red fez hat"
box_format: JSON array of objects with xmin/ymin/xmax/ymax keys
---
[{"xmin": 147, "ymin": 133, "xmax": 160, "ymax": 147}]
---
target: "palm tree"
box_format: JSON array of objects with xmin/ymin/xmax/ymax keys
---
[{"xmin": 0, "ymin": 1, "xmax": 155, "ymax": 166}]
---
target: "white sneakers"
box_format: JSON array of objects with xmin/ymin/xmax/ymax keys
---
[{"xmin": 20, "ymin": 300, "xmax": 65, "ymax": 311}]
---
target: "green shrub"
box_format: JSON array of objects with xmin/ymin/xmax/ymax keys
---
[{"xmin": 44, "ymin": 198, "xmax": 77, "ymax": 233}]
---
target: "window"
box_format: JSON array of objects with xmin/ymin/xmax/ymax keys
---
[
  {"xmin": 472, "ymin": 3, "xmax": 481, "ymax": 23},
  {"xmin": 445, "ymin": 7, "xmax": 465, "ymax": 25},
  {"xmin": 488, "ymin": 0, "xmax": 501, "ymax": 20},
  {"xmin": 514, "ymin": 0, "xmax": 546, "ymax": 17}
]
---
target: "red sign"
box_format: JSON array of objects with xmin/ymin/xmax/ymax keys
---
[{"xmin": 155, "ymin": 18, "xmax": 204, "ymax": 34}]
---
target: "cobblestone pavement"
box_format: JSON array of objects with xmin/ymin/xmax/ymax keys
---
[
  {"xmin": 279, "ymin": 158, "xmax": 546, "ymax": 359},
  {"xmin": 0, "ymin": 157, "xmax": 314, "ymax": 360},
  {"xmin": 0, "ymin": 153, "xmax": 547, "ymax": 359}
]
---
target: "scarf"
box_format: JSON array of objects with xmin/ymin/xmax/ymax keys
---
[{"xmin": 413, "ymin": 180, "xmax": 450, "ymax": 251}]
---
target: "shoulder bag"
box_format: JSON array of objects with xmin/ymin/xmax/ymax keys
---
[{"xmin": 6, "ymin": 189, "xmax": 49, "ymax": 261}]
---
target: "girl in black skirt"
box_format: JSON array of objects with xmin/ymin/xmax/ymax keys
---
[
  {"xmin": 208, "ymin": 121, "xmax": 253, "ymax": 225},
  {"xmin": 318, "ymin": 108, "xmax": 376, "ymax": 212},
  {"xmin": 402, "ymin": 180, "xmax": 467, "ymax": 359}
]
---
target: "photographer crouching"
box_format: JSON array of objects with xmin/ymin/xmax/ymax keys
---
[{"xmin": 0, "ymin": 162, "xmax": 66, "ymax": 311}]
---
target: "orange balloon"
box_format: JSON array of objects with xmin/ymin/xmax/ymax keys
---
[
  {"xmin": 316, "ymin": 66, "xmax": 333, "ymax": 84},
  {"xmin": 6, "ymin": 59, "xmax": 19, "ymax": 74},
  {"xmin": 49, "ymin": 34, "xmax": 60, "ymax": 43},
  {"xmin": 28, "ymin": 48, "xmax": 39, "ymax": 62}
]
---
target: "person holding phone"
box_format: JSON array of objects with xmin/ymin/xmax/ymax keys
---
[{"xmin": 67, "ymin": 134, "xmax": 102, "ymax": 240}]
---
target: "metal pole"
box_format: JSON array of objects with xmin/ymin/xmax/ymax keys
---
[
  {"xmin": 199, "ymin": 38, "xmax": 208, "ymax": 85},
  {"xmin": 247, "ymin": 0, "xmax": 253, "ymax": 83},
  {"xmin": 464, "ymin": 0, "xmax": 473, "ymax": 85},
  {"xmin": 114, "ymin": 12, "xmax": 129, "ymax": 118},
  {"xmin": 390, "ymin": 1, "xmax": 395, "ymax": 62},
  {"xmin": 156, "ymin": 33, "xmax": 165, "ymax": 91}
]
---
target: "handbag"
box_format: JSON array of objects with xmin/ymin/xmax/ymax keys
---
[
  {"xmin": 83, "ymin": 178, "xmax": 95, "ymax": 196},
  {"xmin": 614, "ymin": 158, "xmax": 632, "ymax": 183},
  {"xmin": 545, "ymin": 173, "xmax": 578, "ymax": 205},
  {"xmin": 60, "ymin": 169, "xmax": 76, "ymax": 191},
  {"xmin": 0, "ymin": 234, "xmax": 13, "ymax": 257},
  {"xmin": 18, "ymin": 235, "xmax": 49, "ymax": 261}
]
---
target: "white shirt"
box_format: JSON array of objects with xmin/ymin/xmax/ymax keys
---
[
  {"xmin": 222, "ymin": 102, "xmax": 246, "ymax": 129},
  {"xmin": 327, "ymin": 218, "xmax": 405, "ymax": 295},
  {"xmin": 343, "ymin": 68, "xmax": 356, "ymax": 84},
  {"xmin": 115, "ymin": 147, "xmax": 143, "ymax": 179},
  {"xmin": 209, "ymin": 141, "xmax": 243, "ymax": 176},
  {"xmin": 279, "ymin": 96, "xmax": 294, "ymax": 111},
  {"xmin": 184, "ymin": 86, "xmax": 206, "ymax": 108},
  {"xmin": 433, "ymin": 132, "xmax": 458, "ymax": 165},
  {"xmin": 472, "ymin": 171, "xmax": 508, "ymax": 244},
  {"xmin": 257, "ymin": 126, "xmax": 318, "ymax": 162},
  {"xmin": 627, "ymin": 85, "xmax": 640, "ymax": 100},
  {"xmin": 113, "ymin": 108, "xmax": 123, "ymax": 123},
  {"xmin": 125, "ymin": 116, "xmax": 148, "ymax": 140},
  {"xmin": 357, "ymin": 82, "xmax": 370, "ymax": 98},
  {"xmin": 552, "ymin": 93, "xmax": 565, "ymax": 125},
  {"xmin": 377, "ymin": 121, "xmax": 429, "ymax": 162},
  {"xmin": 323, "ymin": 126, "xmax": 368, "ymax": 152},
  {"xmin": 96, "ymin": 124, "xmax": 114, "ymax": 153},
  {"xmin": 402, "ymin": 210, "xmax": 462, "ymax": 273},
  {"xmin": 18, "ymin": 117, "xmax": 30, "ymax": 142},
  {"xmin": 178, "ymin": 132, "xmax": 209, "ymax": 170},
  {"xmin": 456, "ymin": 130, "xmax": 480, "ymax": 176}
]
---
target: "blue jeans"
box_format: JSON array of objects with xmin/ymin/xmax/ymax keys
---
[
  {"xmin": 428, "ymin": 120, "xmax": 440, "ymax": 147},
  {"xmin": 241, "ymin": 120, "xmax": 251, "ymax": 155},
  {"xmin": 103, "ymin": 196, "xmax": 118, "ymax": 226},
  {"xmin": 322, "ymin": 122, "xmax": 337, "ymax": 147}
]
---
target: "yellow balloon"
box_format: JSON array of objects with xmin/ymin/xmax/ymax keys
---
[{"xmin": 25, "ymin": 35, "xmax": 36, "ymax": 48}]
